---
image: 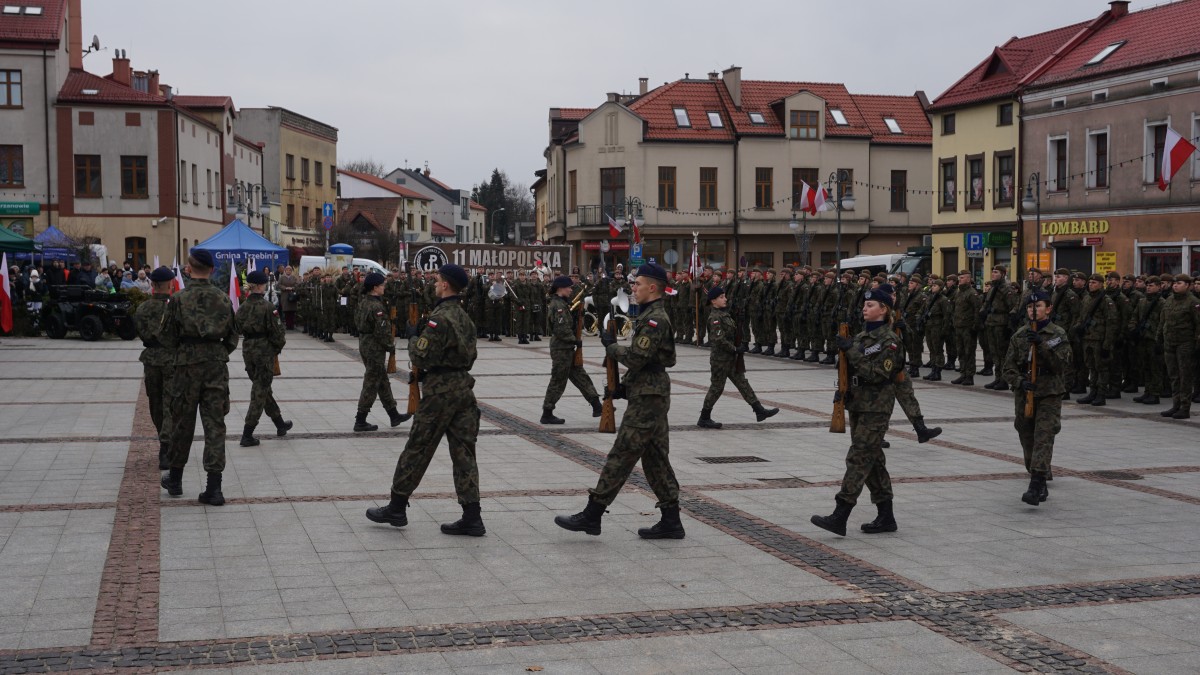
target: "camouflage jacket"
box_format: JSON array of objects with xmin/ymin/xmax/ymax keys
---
[
  {"xmin": 1002, "ymin": 320, "xmax": 1071, "ymax": 397},
  {"xmin": 1050, "ymin": 283, "xmax": 1081, "ymax": 333},
  {"xmin": 236, "ymin": 293, "xmax": 286, "ymax": 365},
  {"xmin": 844, "ymin": 322, "xmax": 901, "ymax": 414},
  {"xmin": 356, "ymin": 295, "xmax": 394, "ymax": 353},
  {"xmin": 163, "ymin": 278, "xmax": 238, "ymax": 366},
  {"xmin": 708, "ymin": 307, "xmax": 739, "ymax": 364},
  {"xmin": 1106, "ymin": 288, "xmax": 1132, "ymax": 343},
  {"xmin": 985, "ymin": 280, "xmax": 1020, "ymax": 327},
  {"xmin": 1129, "ymin": 293, "xmax": 1163, "ymax": 342},
  {"xmin": 952, "ymin": 285, "xmax": 981, "ymax": 330},
  {"xmin": 547, "ymin": 294, "xmax": 579, "ymax": 351},
  {"xmin": 1078, "ymin": 290, "xmax": 1117, "ymax": 347},
  {"xmin": 410, "ymin": 296, "xmax": 477, "ymax": 396},
  {"xmin": 775, "ymin": 278, "xmax": 794, "ymax": 317},
  {"xmin": 608, "ymin": 297, "xmax": 675, "ymax": 398},
  {"xmin": 1160, "ymin": 291, "xmax": 1200, "ymax": 346},
  {"xmin": 134, "ymin": 294, "xmax": 174, "ymax": 367}
]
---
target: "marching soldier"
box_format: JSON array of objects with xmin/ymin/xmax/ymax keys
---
[
  {"xmin": 981, "ymin": 265, "xmax": 1020, "ymax": 390},
  {"xmin": 950, "ymin": 270, "xmax": 981, "ymax": 386},
  {"xmin": 1075, "ymin": 274, "xmax": 1118, "ymax": 406},
  {"xmin": 555, "ymin": 262, "xmax": 683, "ymax": 539},
  {"xmin": 1160, "ymin": 273, "xmax": 1200, "ymax": 420},
  {"xmin": 541, "ymin": 275, "xmax": 603, "ymax": 424},
  {"xmin": 697, "ymin": 286, "xmax": 778, "ymax": 429},
  {"xmin": 353, "ymin": 273, "xmax": 411, "ymax": 432},
  {"xmin": 236, "ymin": 270, "xmax": 293, "ymax": 447},
  {"xmin": 365, "ymin": 264, "xmax": 484, "ymax": 536},
  {"xmin": 134, "ymin": 266, "xmax": 176, "ymax": 470}
]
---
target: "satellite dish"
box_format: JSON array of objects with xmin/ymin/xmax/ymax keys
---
[{"xmin": 91, "ymin": 35, "xmax": 101, "ymax": 51}]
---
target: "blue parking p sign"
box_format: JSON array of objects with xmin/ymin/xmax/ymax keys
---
[{"xmin": 965, "ymin": 233, "xmax": 985, "ymax": 251}]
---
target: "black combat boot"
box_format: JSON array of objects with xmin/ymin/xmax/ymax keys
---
[
  {"xmin": 1105, "ymin": 388, "xmax": 1121, "ymax": 400},
  {"xmin": 554, "ymin": 497, "xmax": 606, "ymax": 535},
  {"xmin": 239, "ymin": 425, "xmax": 260, "ymax": 447},
  {"xmin": 1192, "ymin": 390, "xmax": 1200, "ymax": 404},
  {"xmin": 198, "ymin": 472, "xmax": 225, "ymax": 506},
  {"xmin": 1021, "ymin": 474, "xmax": 1047, "ymax": 506},
  {"xmin": 923, "ymin": 367, "xmax": 942, "ymax": 382},
  {"xmin": 991, "ymin": 380, "xmax": 1009, "ymax": 391},
  {"xmin": 1090, "ymin": 391, "xmax": 1106, "ymax": 407},
  {"xmin": 761, "ymin": 344, "xmax": 774, "ymax": 356},
  {"xmin": 638, "ymin": 505, "xmax": 686, "ymax": 540},
  {"xmin": 960, "ymin": 375, "xmax": 974, "ymax": 386},
  {"xmin": 441, "ymin": 502, "xmax": 486, "ymax": 536},
  {"xmin": 323, "ymin": 333, "xmax": 334, "ymax": 343},
  {"xmin": 158, "ymin": 441, "xmax": 169, "ymax": 470},
  {"xmin": 790, "ymin": 349, "xmax": 806, "ymax": 361},
  {"xmin": 810, "ymin": 498, "xmax": 854, "ymax": 537},
  {"xmin": 979, "ymin": 365, "xmax": 994, "ymax": 377},
  {"xmin": 1071, "ymin": 381, "xmax": 1087, "ymax": 395},
  {"xmin": 532, "ymin": 334, "xmax": 541, "ymax": 342},
  {"xmin": 907, "ymin": 364, "xmax": 921, "ymax": 378},
  {"xmin": 589, "ymin": 398, "xmax": 603, "ymax": 418},
  {"xmin": 951, "ymin": 373, "xmax": 966, "ymax": 385},
  {"xmin": 882, "ymin": 440, "xmax": 891, "ymax": 448},
  {"xmin": 1122, "ymin": 381, "xmax": 1139, "ymax": 393},
  {"xmin": 752, "ymin": 402, "xmax": 779, "ymax": 422},
  {"xmin": 819, "ymin": 353, "xmax": 837, "ymax": 365},
  {"xmin": 540, "ymin": 408, "xmax": 565, "ymax": 425},
  {"xmin": 1077, "ymin": 388, "xmax": 1097, "ymax": 404},
  {"xmin": 160, "ymin": 467, "xmax": 183, "ymax": 497},
  {"xmin": 945, "ymin": 358, "xmax": 958, "ymax": 371},
  {"xmin": 518, "ymin": 334, "xmax": 530, "ymax": 345},
  {"xmin": 697, "ymin": 409, "xmax": 723, "ymax": 429},
  {"xmin": 776, "ymin": 347, "xmax": 790, "ymax": 358},
  {"xmin": 365, "ymin": 495, "xmax": 408, "ymax": 527},
  {"xmin": 749, "ymin": 344, "xmax": 763, "ymax": 354},
  {"xmin": 386, "ymin": 407, "xmax": 411, "ymax": 427},
  {"xmin": 272, "ymin": 416, "xmax": 293, "ymax": 437},
  {"xmin": 353, "ymin": 412, "xmax": 378, "ymax": 433},
  {"xmin": 913, "ymin": 417, "xmax": 942, "ymax": 443},
  {"xmin": 860, "ymin": 500, "xmax": 898, "ymax": 534},
  {"xmin": 1137, "ymin": 394, "xmax": 1160, "ymax": 405},
  {"xmin": 1173, "ymin": 407, "xmax": 1191, "ymax": 420},
  {"xmin": 806, "ymin": 351, "xmax": 821, "ymax": 362}
]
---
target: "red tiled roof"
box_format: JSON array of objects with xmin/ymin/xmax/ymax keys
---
[
  {"xmin": 469, "ymin": 200, "xmax": 486, "ymax": 212},
  {"xmin": 731, "ymin": 80, "xmax": 873, "ymax": 139},
  {"xmin": 929, "ymin": 19, "xmax": 1096, "ymax": 110},
  {"xmin": 338, "ymin": 169, "xmax": 432, "ymax": 201},
  {"xmin": 174, "ymin": 95, "xmax": 235, "ymax": 111},
  {"xmin": 556, "ymin": 108, "xmax": 593, "ymax": 121},
  {"xmin": 57, "ymin": 69, "xmax": 168, "ymax": 106},
  {"xmin": 1033, "ymin": 0, "xmax": 1200, "ymax": 86},
  {"xmin": 431, "ymin": 220, "xmax": 455, "ymax": 237},
  {"xmin": 628, "ymin": 80, "xmax": 735, "ymax": 141},
  {"xmin": 849, "ymin": 94, "xmax": 931, "ymax": 145},
  {"xmin": 0, "ymin": 0, "xmax": 66, "ymax": 46},
  {"xmin": 336, "ymin": 198, "xmax": 402, "ymax": 232}
]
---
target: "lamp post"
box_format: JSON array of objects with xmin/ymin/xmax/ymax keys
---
[
  {"xmin": 825, "ymin": 170, "xmax": 855, "ymax": 272},
  {"xmin": 788, "ymin": 204, "xmax": 811, "ymax": 268},
  {"xmin": 1021, "ymin": 172, "xmax": 1040, "ymax": 291},
  {"xmin": 489, "ymin": 207, "xmax": 506, "ymax": 246}
]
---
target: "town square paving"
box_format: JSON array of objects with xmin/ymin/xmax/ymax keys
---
[{"xmin": 0, "ymin": 333, "xmax": 1197, "ymax": 673}]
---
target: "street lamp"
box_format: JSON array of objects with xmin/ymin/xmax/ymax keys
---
[
  {"xmin": 788, "ymin": 204, "xmax": 812, "ymax": 268},
  {"xmin": 1021, "ymin": 172, "xmax": 1040, "ymax": 289},
  {"xmin": 825, "ymin": 171, "xmax": 855, "ymax": 271},
  {"xmin": 489, "ymin": 207, "xmax": 506, "ymax": 245}
]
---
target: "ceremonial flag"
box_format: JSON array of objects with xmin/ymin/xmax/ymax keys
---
[
  {"xmin": 0, "ymin": 253, "xmax": 12, "ymax": 334},
  {"xmin": 1159, "ymin": 127, "xmax": 1197, "ymax": 191},
  {"xmin": 227, "ymin": 263, "xmax": 240, "ymax": 311},
  {"xmin": 798, "ymin": 181, "xmax": 831, "ymax": 216},
  {"xmin": 607, "ymin": 214, "xmax": 623, "ymax": 239},
  {"xmin": 171, "ymin": 257, "xmax": 184, "ymax": 291},
  {"xmin": 153, "ymin": 255, "xmax": 160, "ymax": 269},
  {"xmin": 689, "ymin": 235, "xmax": 701, "ymax": 276},
  {"xmin": 632, "ymin": 216, "xmax": 641, "ymax": 244},
  {"xmin": 248, "ymin": 257, "xmax": 257, "ymax": 273}
]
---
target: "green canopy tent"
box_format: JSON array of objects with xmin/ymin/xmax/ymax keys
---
[{"xmin": 0, "ymin": 227, "xmax": 39, "ymax": 255}]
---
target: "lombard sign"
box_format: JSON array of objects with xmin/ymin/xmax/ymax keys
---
[
  {"xmin": 410, "ymin": 243, "xmax": 572, "ymax": 274},
  {"xmin": 1040, "ymin": 219, "xmax": 1110, "ymax": 236}
]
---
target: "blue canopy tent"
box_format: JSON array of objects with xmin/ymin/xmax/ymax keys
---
[
  {"xmin": 15, "ymin": 225, "xmax": 78, "ymax": 262},
  {"xmin": 192, "ymin": 218, "xmax": 287, "ymax": 273}
]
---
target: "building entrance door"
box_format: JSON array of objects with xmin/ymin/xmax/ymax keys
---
[{"xmin": 1054, "ymin": 246, "xmax": 1092, "ymax": 274}]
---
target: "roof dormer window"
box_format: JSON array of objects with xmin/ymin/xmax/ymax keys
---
[
  {"xmin": 673, "ymin": 107, "xmax": 690, "ymax": 127},
  {"xmin": 706, "ymin": 111, "xmax": 723, "ymax": 128},
  {"xmin": 748, "ymin": 112, "xmax": 766, "ymax": 125},
  {"xmin": 23, "ymin": 5, "xmax": 41, "ymax": 14},
  {"xmin": 884, "ymin": 117, "xmax": 902, "ymax": 134},
  {"xmin": 830, "ymin": 109, "xmax": 848, "ymax": 126},
  {"xmin": 1085, "ymin": 41, "xmax": 1125, "ymax": 66},
  {"xmin": 1, "ymin": 6, "xmax": 21, "ymax": 14}
]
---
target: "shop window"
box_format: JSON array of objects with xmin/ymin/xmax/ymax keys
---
[
  {"xmin": 1140, "ymin": 246, "xmax": 1182, "ymax": 276},
  {"xmin": 744, "ymin": 251, "xmax": 774, "ymax": 268}
]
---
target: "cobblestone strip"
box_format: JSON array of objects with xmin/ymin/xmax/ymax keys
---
[
  {"xmin": 948, "ymin": 575, "xmax": 1200, "ymax": 613},
  {"xmin": 0, "ymin": 501, "xmax": 114, "ymax": 513}
]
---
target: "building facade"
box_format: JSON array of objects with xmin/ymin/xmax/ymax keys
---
[
  {"xmin": 382, "ymin": 167, "xmax": 478, "ymax": 243},
  {"xmin": 337, "ymin": 169, "xmax": 434, "ymax": 249}
]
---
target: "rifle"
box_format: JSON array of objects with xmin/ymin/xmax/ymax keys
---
[
  {"xmin": 734, "ymin": 316, "xmax": 747, "ymax": 374},
  {"xmin": 407, "ymin": 363, "xmax": 420, "ymax": 415},
  {"xmin": 599, "ymin": 318, "xmax": 618, "ymax": 434},
  {"xmin": 406, "ymin": 275, "xmax": 419, "ymax": 337},
  {"xmin": 273, "ymin": 354, "xmax": 282, "ymax": 377},
  {"xmin": 572, "ymin": 295, "xmax": 585, "ymax": 368},
  {"xmin": 917, "ymin": 290, "xmax": 940, "ymax": 333},
  {"xmin": 387, "ymin": 306, "xmax": 398, "ymax": 374},
  {"xmin": 1024, "ymin": 320, "xmax": 1037, "ymax": 418},
  {"xmin": 830, "ymin": 322, "xmax": 849, "ymax": 434}
]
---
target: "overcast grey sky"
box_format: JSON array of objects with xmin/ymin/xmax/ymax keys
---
[{"xmin": 84, "ymin": 0, "xmax": 1150, "ymax": 192}]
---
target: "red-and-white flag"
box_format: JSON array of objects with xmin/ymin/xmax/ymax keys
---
[
  {"xmin": 153, "ymin": 255, "xmax": 160, "ymax": 270},
  {"xmin": 689, "ymin": 237, "xmax": 701, "ymax": 276},
  {"xmin": 248, "ymin": 257, "xmax": 257, "ymax": 274},
  {"xmin": 227, "ymin": 263, "xmax": 240, "ymax": 311},
  {"xmin": 631, "ymin": 217, "xmax": 641, "ymax": 244},
  {"xmin": 1159, "ymin": 127, "xmax": 1197, "ymax": 191},
  {"xmin": 607, "ymin": 214, "xmax": 623, "ymax": 239},
  {"xmin": 0, "ymin": 253, "xmax": 12, "ymax": 334},
  {"xmin": 171, "ymin": 257, "xmax": 184, "ymax": 291},
  {"xmin": 799, "ymin": 181, "xmax": 831, "ymax": 216}
]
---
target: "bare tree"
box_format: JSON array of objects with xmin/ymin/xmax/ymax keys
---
[{"xmin": 340, "ymin": 157, "xmax": 389, "ymax": 177}]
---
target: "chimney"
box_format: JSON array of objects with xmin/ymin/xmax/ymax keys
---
[
  {"xmin": 722, "ymin": 65, "xmax": 742, "ymax": 109},
  {"xmin": 708, "ymin": 71, "xmax": 719, "ymax": 81},
  {"xmin": 68, "ymin": 0, "xmax": 83, "ymax": 69},
  {"xmin": 112, "ymin": 50, "xmax": 131, "ymax": 87},
  {"xmin": 148, "ymin": 70, "xmax": 160, "ymax": 96},
  {"xmin": 638, "ymin": 77, "xmax": 648, "ymax": 95},
  {"xmin": 1109, "ymin": 0, "xmax": 1129, "ymax": 18},
  {"xmin": 607, "ymin": 92, "xmax": 619, "ymax": 103},
  {"xmin": 159, "ymin": 84, "xmax": 173, "ymax": 99}
]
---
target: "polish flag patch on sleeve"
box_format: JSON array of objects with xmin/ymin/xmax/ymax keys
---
[
  {"xmin": 647, "ymin": 319, "xmax": 658, "ymax": 328},
  {"xmin": 427, "ymin": 320, "xmax": 438, "ymax": 328}
]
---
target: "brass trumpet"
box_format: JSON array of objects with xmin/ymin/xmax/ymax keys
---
[{"xmin": 568, "ymin": 287, "xmax": 586, "ymax": 311}]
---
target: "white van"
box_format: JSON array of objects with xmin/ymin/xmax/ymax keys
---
[
  {"xmin": 838, "ymin": 254, "xmax": 905, "ymax": 277},
  {"xmin": 298, "ymin": 255, "xmax": 387, "ymax": 276}
]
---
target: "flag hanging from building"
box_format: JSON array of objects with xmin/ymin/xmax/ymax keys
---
[
  {"xmin": 798, "ymin": 181, "xmax": 831, "ymax": 216},
  {"xmin": 1159, "ymin": 127, "xmax": 1197, "ymax": 191},
  {"xmin": 0, "ymin": 253, "xmax": 12, "ymax": 334},
  {"xmin": 632, "ymin": 217, "xmax": 641, "ymax": 244},
  {"xmin": 227, "ymin": 263, "xmax": 240, "ymax": 312},
  {"xmin": 607, "ymin": 214, "xmax": 623, "ymax": 239}
]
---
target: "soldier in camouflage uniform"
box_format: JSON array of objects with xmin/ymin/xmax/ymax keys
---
[
  {"xmin": 898, "ymin": 275, "xmax": 926, "ymax": 377},
  {"xmin": 555, "ymin": 262, "xmax": 683, "ymax": 540},
  {"xmin": 1075, "ymin": 274, "xmax": 1118, "ymax": 406},
  {"xmin": 1003, "ymin": 291, "xmax": 1071, "ymax": 506},
  {"xmin": 942, "ymin": 274, "xmax": 960, "ymax": 371},
  {"xmin": 921, "ymin": 277, "xmax": 950, "ymax": 381},
  {"xmin": 759, "ymin": 269, "xmax": 778, "ymax": 355},
  {"xmin": 236, "ymin": 269, "xmax": 292, "ymax": 447},
  {"xmin": 160, "ymin": 249, "xmax": 239, "ymax": 506},
  {"xmin": 1131, "ymin": 276, "xmax": 1167, "ymax": 406},
  {"xmin": 1102, "ymin": 271, "xmax": 1132, "ymax": 399},
  {"xmin": 806, "ymin": 270, "xmax": 831, "ymax": 362},
  {"xmin": 695, "ymin": 267, "xmax": 715, "ymax": 346},
  {"xmin": 530, "ymin": 272, "xmax": 545, "ymax": 341},
  {"xmin": 811, "ymin": 284, "xmax": 903, "ymax": 537},
  {"xmin": 1160, "ymin": 274, "xmax": 1200, "ymax": 419},
  {"xmin": 748, "ymin": 268, "xmax": 766, "ymax": 352},
  {"xmin": 512, "ymin": 270, "xmax": 532, "ymax": 343},
  {"xmin": 774, "ymin": 267, "xmax": 795, "ymax": 357},
  {"xmin": 819, "ymin": 271, "xmax": 845, "ymax": 365},
  {"xmin": 541, "ymin": 275, "xmax": 602, "ymax": 424},
  {"xmin": 981, "ymin": 266, "xmax": 1020, "ymax": 390},
  {"xmin": 697, "ymin": 286, "xmax": 778, "ymax": 429},
  {"xmin": 135, "ymin": 266, "xmax": 177, "ymax": 470},
  {"xmin": 320, "ymin": 272, "xmax": 338, "ymax": 342},
  {"xmin": 950, "ymin": 271, "xmax": 981, "ymax": 385},
  {"xmin": 335, "ymin": 267, "xmax": 354, "ymax": 334},
  {"xmin": 366, "ymin": 264, "xmax": 484, "ymax": 536},
  {"xmin": 353, "ymin": 273, "xmax": 410, "ymax": 432}
]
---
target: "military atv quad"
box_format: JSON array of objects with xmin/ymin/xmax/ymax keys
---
[{"xmin": 41, "ymin": 285, "xmax": 137, "ymax": 341}]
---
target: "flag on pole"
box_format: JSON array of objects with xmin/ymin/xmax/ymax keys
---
[
  {"xmin": 607, "ymin": 214, "xmax": 624, "ymax": 239},
  {"xmin": 171, "ymin": 257, "xmax": 184, "ymax": 291},
  {"xmin": 227, "ymin": 263, "xmax": 240, "ymax": 311},
  {"xmin": 798, "ymin": 181, "xmax": 831, "ymax": 216},
  {"xmin": 153, "ymin": 255, "xmax": 160, "ymax": 270},
  {"xmin": 248, "ymin": 257, "xmax": 257, "ymax": 273},
  {"xmin": 689, "ymin": 234, "xmax": 701, "ymax": 276},
  {"xmin": 0, "ymin": 253, "xmax": 12, "ymax": 334},
  {"xmin": 631, "ymin": 217, "xmax": 641, "ymax": 244},
  {"xmin": 1159, "ymin": 127, "xmax": 1197, "ymax": 191}
]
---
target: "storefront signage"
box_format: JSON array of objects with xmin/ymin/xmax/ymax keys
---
[
  {"xmin": 1026, "ymin": 253, "xmax": 1051, "ymax": 270},
  {"xmin": 984, "ymin": 232, "xmax": 1012, "ymax": 247},
  {"xmin": 1095, "ymin": 251, "xmax": 1117, "ymax": 274},
  {"xmin": 582, "ymin": 241, "xmax": 630, "ymax": 251},
  {"xmin": 1040, "ymin": 220, "xmax": 1109, "ymax": 236},
  {"xmin": 0, "ymin": 202, "xmax": 40, "ymax": 216},
  {"xmin": 1084, "ymin": 237, "xmax": 1104, "ymax": 246}
]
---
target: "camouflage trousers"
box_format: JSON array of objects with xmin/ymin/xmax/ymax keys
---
[
  {"xmin": 925, "ymin": 327, "xmax": 946, "ymax": 367},
  {"xmin": 695, "ymin": 305, "xmax": 711, "ymax": 343},
  {"xmin": 985, "ymin": 324, "xmax": 1010, "ymax": 371},
  {"xmin": 751, "ymin": 314, "xmax": 766, "ymax": 346},
  {"xmin": 590, "ymin": 394, "xmax": 679, "ymax": 508},
  {"xmin": 893, "ymin": 372, "xmax": 922, "ymax": 425},
  {"xmin": 244, "ymin": 360, "xmax": 281, "ymax": 426},
  {"xmin": 1164, "ymin": 341, "xmax": 1195, "ymax": 413},
  {"xmin": 954, "ymin": 329, "xmax": 977, "ymax": 376},
  {"xmin": 945, "ymin": 323, "xmax": 958, "ymax": 363},
  {"xmin": 1136, "ymin": 341, "xmax": 1167, "ymax": 395},
  {"xmin": 390, "ymin": 386, "xmax": 480, "ymax": 504},
  {"xmin": 543, "ymin": 349, "xmax": 599, "ymax": 410},
  {"xmin": 775, "ymin": 313, "xmax": 791, "ymax": 348},
  {"xmin": 167, "ymin": 362, "xmax": 230, "ymax": 474},
  {"xmin": 678, "ymin": 307, "xmax": 695, "ymax": 341},
  {"xmin": 143, "ymin": 364, "xmax": 173, "ymax": 443},
  {"xmin": 905, "ymin": 327, "xmax": 924, "ymax": 369},
  {"xmin": 514, "ymin": 309, "xmax": 531, "ymax": 336},
  {"xmin": 836, "ymin": 411, "xmax": 893, "ymax": 506},
  {"xmin": 1083, "ymin": 342, "xmax": 1111, "ymax": 393},
  {"xmin": 703, "ymin": 361, "xmax": 758, "ymax": 410},
  {"xmin": 358, "ymin": 345, "xmax": 396, "ymax": 414},
  {"xmin": 1013, "ymin": 393, "xmax": 1060, "ymax": 476}
]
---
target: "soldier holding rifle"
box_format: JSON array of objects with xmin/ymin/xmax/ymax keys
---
[
  {"xmin": 236, "ymin": 269, "xmax": 292, "ymax": 447},
  {"xmin": 353, "ymin": 273, "xmax": 411, "ymax": 433},
  {"xmin": 697, "ymin": 286, "xmax": 778, "ymax": 429},
  {"xmin": 541, "ymin": 275, "xmax": 603, "ymax": 424}
]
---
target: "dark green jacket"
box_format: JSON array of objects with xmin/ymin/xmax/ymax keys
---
[
  {"xmin": 608, "ymin": 296, "xmax": 674, "ymax": 397},
  {"xmin": 410, "ymin": 296, "xmax": 477, "ymax": 396},
  {"xmin": 844, "ymin": 322, "xmax": 900, "ymax": 414},
  {"xmin": 1002, "ymin": 320, "xmax": 1071, "ymax": 397}
]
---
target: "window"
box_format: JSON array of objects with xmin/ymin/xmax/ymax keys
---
[
  {"xmin": 890, "ymin": 170, "xmax": 907, "ymax": 211},
  {"xmin": 179, "ymin": 161, "xmax": 187, "ymax": 201},
  {"xmin": 700, "ymin": 167, "xmax": 718, "ymax": 210},
  {"xmin": 0, "ymin": 70, "xmax": 20, "ymax": 107},
  {"xmin": 1085, "ymin": 41, "xmax": 1125, "ymax": 66},
  {"xmin": 407, "ymin": 213, "xmax": 414, "ymax": 230},
  {"xmin": 301, "ymin": 158, "xmax": 310, "ymax": 183},
  {"xmin": 124, "ymin": 237, "xmax": 146, "ymax": 268},
  {"xmin": 331, "ymin": 165, "xmax": 337, "ymax": 187},
  {"xmin": 706, "ymin": 111, "xmax": 723, "ymax": 128},
  {"xmin": 1139, "ymin": 246, "xmax": 1182, "ymax": 276},
  {"xmin": 942, "ymin": 113, "xmax": 955, "ymax": 135},
  {"xmin": 994, "ymin": 151, "xmax": 1015, "ymax": 207},
  {"xmin": 830, "ymin": 109, "xmax": 848, "ymax": 126},
  {"xmin": 285, "ymin": 154, "xmax": 295, "ymax": 180},
  {"xmin": 121, "ymin": 156, "xmax": 148, "ymax": 197},
  {"xmin": 819, "ymin": 251, "xmax": 846, "ymax": 268},
  {"xmin": 78, "ymin": 111, "xmax": 94, "ymax": 125},
  {"xmin": 286, "ymin": 204, "xmax": 294, "ymax": 227},
  {"xmin": 1092, "ymin": 90, "xmax": 1108, "ymax": 102},
  {"xmin": 755, "ymin": 167, "xmax": 773, "ymax": 208},
  {"xmin": 1051, "ymin": 97, "xmax": 1066, "ymax": 109},
  {"xmin": 657, "ymin": 166, "xmax": 676, "ymax": 210},
  {"xmin": 599, "ymin": 167, "xmax": 625, "ymax": 221},
  {"xmin": 421, "ymin": 215, "xmax": 428, "ymax": 232},
  {"xmin": 1194, "ymin": 116, "xmax": 1200, "ymax": 179},
  {"xmin": 1146, "ymin": 122, "xmax": 1167, "ymax": 184},
  {"xmin": 74, "ymin": 155, "xmax": 101, "ymax": 197},
  {"xmin": 792, "ymin": 168, "xmax": 818, "ymax": 209},
  {"xmin": 568, "ymin": 170, "xmax": 577, "ymax": 212},
  {"xmin": 1088, "ymin": 131, "xmax": 1109, "ymax": 189},
  {"xmin": 214, "ymin": 172, "xmax": 219, "ymax": 206},
  {"xmin": 206, "ymin": 169, "xmax": 212, "ymax": 207},
  {"xmin": 884, "ymin": 117, "xmax": 902, "ymax": 134},
  {"xmin": 1050, "ymin": 137, "xmax": 1068, "ymax": 191},
  {"xmin": 191, "ymin": 164, "xmax": 198, "ymax": 204},
  {"xmin": 301, "ymin": 206, "xmax": 310, "ymax": 229},
  {"xmin": 998, "ymin": 103, "xmax": 1013, "ymax": 126},
  {"xmin": 0, "ymin": 145, "xmax": 22, "ymax": 187},
  {"xmin": 461, "ymin": 197, "xmax": 469, "ymax": 220},
  {"xmin": 748, "ymin": 112, "xmax": 766, "ymax": 125},
  {"xmin": 744, "ymin": 252, "xmax": 774, "ymax": 268},
  {"xmin": 1151, "ymin": 78, "xmax": 1168, "ymax": 92},
  {"xmin": 125, "ymin": 112, "xmax": 140, "ymax": 127},
  {"xmin": 672, "ymin": 107, "xmax": 690, "ymax": 127},
  {"xmin": 790, "ymin": 110, "xmax": 818, "ymax": 139},
  {"xmin": 315, "ymin": 161, "xmax": 323, "ymax": 185},
  {"xmin": 940, "ymin": 158, "xmax": 957, "ymax": 211},
  {"xmin": 967, "ymin": 154, "xmax": 984, "ymax": 207}
]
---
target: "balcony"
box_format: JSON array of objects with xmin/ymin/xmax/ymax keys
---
[{"xmin": 574, "ymin": 205, "xmax": 619, "ymax": 227}]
